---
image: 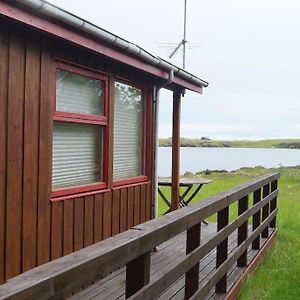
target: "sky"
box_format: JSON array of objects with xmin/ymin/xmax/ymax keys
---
[{"xmin": 49, "ymin": 0, "xmax": 300, "ymax": 140}]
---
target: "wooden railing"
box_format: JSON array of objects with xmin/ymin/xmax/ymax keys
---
[{"xmin": 0, "ymin": 173, "xmax": 279, "ymax": 300}]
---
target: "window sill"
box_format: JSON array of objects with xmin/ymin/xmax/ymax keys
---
[
  {"xmin": 51, "ymin": 182, "xmax": 107, "ymax": 202},
  {"xmin": 113, "ymin": 176, "xmax": 149, "ymax": 189}
]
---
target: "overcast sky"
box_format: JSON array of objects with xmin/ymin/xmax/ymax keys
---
[{"xmin": 50, "ymin": 0, "xmax": 300, "ymax": 140}]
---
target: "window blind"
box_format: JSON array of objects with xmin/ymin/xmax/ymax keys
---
[
  {"xmin": 56, "ymin": 69, "xmax": 103, "ymax": 116},
  {"xmin": 113, "ymin": 82, "xmax": 144, "ymax": 180},
  {"xmin": 52, "ymin": 122, "xmax": 103, "ymax": 189}
]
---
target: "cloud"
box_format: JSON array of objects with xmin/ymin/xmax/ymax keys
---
[
  {"xmin": 159, "ymin": 121, "xmax": 300, "ymax": 140},
  {"xmin": 159, "ymin": 123, "xmax": 255, "ymax": 139}
]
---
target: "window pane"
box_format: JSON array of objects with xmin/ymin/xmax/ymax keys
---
[
  {"xmin": 113, "ymin": 82, "xmax": 144, "ymax": 180},
  {"xmin": 56, "ymin": 69, "xmax": 104, "ymax": 115},
  {"xmin": 52, "ymin": 122, "xmax": 103, "ymax": 189}
]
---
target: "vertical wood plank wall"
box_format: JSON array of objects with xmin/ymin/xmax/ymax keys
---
[{"xmin": 0, "ymin": 19, "xmax": 154, "ymax": 283}]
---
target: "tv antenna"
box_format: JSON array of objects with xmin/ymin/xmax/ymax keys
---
[{"xmin": 169, "ymin": 0, "xmax": 188, "ymax": 69}]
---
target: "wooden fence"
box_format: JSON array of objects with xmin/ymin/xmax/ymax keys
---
[{"xmin": 0, "ymin": 173, "xmax": 279, "ymax": 300}]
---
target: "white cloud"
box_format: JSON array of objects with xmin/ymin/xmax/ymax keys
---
[
  {"xmin": 211, "ymin": 93, "xmax": 300, "ymax": 118},
  {"xmin": 159, "ymin": 123, "xmax": 255, "ymax": 139},
  {"xmin": 159, "ymin": 121, "xmax": 300, "ymax": 140}
]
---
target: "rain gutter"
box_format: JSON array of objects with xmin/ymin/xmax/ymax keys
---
[{"xmin": 13, "ymin": 0, "xmax": 209, "ymax": 89}]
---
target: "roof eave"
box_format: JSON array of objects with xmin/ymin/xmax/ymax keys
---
[{"xmin": 2, "ymin": 0, "xmax": 209, "ymax": 92}]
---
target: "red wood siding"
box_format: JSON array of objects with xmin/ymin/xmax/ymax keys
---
[
  {"xmin": 6, "ymin": 24, "xmax": 25, "ymax": 280},
  {"xmin": 0, "ymin": 20, "xmax": 8, "ymax": 284},
  {"xmin": 22, "ymin": 32, "xmax": 41, "ymax": 273},
  {"xmin": 37, "ymin": 36, "xmax": 53, "ymax": 266},
  {"xmin": 0, "ymin": 18, "xmax": 154, "ymax": 284}
]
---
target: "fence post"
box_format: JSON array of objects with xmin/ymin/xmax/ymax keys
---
[
  {"xmin": 185, "ymin": 222, "xmax": 201, "ymax": 299},
  {"xmin": 215, "ymin": 206, "xmax": 229, "ymax": 294},
  {"xmin": 262, "ymin": 184, "xmax": 270, "ymax": 238},
  {"xmin": 252, "ymin": 188, "xmax": 261, "ymax": 250},
  {"xmin": 126, "ymin": 252, "xmax": 151, "ymax": 298},
  {"xmin": 270, "ymin": 180, "xmax": 278, "ymax": 228},
  {"xmin": 237, "ymin": 195, "xmax": 248, "ymax": 267}
]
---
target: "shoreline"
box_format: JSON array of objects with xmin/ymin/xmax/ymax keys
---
[
  {"xmin": 159, "ymin": 138, "xmax": 300, "ymax": 149},
  {"xmin": 181, "ymin": 165, "xmax": 300, "ymax": 177}
]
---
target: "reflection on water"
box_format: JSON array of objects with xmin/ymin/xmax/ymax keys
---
[{"xmin": 158, "ymin": 147, "xmax": 300, "ymax": 177}]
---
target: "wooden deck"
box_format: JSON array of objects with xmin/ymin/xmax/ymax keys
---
[
  {"xmin": 0, "ymin": 173, "xmax": 279, "ymax": 300},
  {"xmin": 70, "ymin": 224, "xmax": 275, "ymax": 300}
]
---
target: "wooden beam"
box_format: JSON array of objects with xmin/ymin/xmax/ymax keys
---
[
  {"xmin": 215, "ymin": 206, "xmax": 229, "ymax": 293},
  {"xmin": 171, "ymin": 91, "xmax": 181, "ymax": 211},
  {"xmin": 126, "ymin": 252, "xmax": 151, "ymax": 298},
  {"xmin": 270, "ymin": 180, "xmax": 278, "ymax": 228},
  {"xmin": 252, "ymin": 188, "xmax": 261, "ymax": 250},
  {"xmin": 237, "ymin": 196, "xmax": 248, "ymax": 267},
  {"xmin": 262, "ymin": 184, "xmax": 270, "ymax": 238},
  {"xmin": 185, "ymin": 222, "xmax": 201, "ymax": 299}
]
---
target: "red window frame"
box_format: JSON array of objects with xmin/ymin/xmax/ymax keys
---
[
  {"xmin": 112, "ymin": 79, "xmax": 151, "ymax": 187},
  {"xmin": 51, "ymin": 61, "xmax": 109, "ymax": 199}
]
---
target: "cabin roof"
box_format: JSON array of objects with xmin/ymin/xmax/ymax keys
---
[{"xmin": 2, "ymin": 0, "xmax": 208, "ymax": 93}]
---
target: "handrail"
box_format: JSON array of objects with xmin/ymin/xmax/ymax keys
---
[
  {"xmin": 191, "ymin": 209, "xmax": 278, "ymax": 300},
  {"xmin": 129, "ymin": 191, "xmax": 278, "ymax": 299},
  {"xmin": 0, "ymin": 173, "xmax": 279, "ymax": 300}
]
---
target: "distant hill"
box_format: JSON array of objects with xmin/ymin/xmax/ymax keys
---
[{"xmin": 159, "ymin": 138, "xmax": 300, "ymax": 149}]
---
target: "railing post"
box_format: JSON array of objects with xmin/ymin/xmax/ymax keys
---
[
  {"xmin": 126, "ymin": 252, "xmax": 151, "ymax": 298},
  {"xmin": 185, "ymin": 222, "xmax": 201, "ymax": 299},
  {"xmin": 262, "ymin": 183, "xmax": 270, "ymax": 238},
  {"xmin": 270, "ymin": 180, "xmax": 278, "ymax": 228},
  {"xmin": 237, "ymin": 196, "xmax": 248, "ymax": 267},
  {"xmin": 215, "ymin": 206, "xmax": 229, "ymax": 294},
  {"xmin": 252, "ymin": 188, "xmax": 261, "ymax": 250}
]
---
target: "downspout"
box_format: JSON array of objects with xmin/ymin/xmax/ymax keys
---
[
  {"xmin": 152, "ymin": 70, "xmax": 174, "ymax": 219},
  {"xmin": 152, "ymin": 85, "xmax": 159, "ymax": 219}
]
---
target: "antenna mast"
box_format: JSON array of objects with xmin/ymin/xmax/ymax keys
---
[{"xmin": 169, "ymin": 0, "xmax": 187, "ymax": 69}]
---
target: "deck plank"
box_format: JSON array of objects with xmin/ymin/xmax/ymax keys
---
[{"xmin": 69, "ymin": 224, "xmax": 271, "ymax": 300}]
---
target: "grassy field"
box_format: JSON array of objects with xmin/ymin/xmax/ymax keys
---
[
  {"xmin": 158, "ymin": 166, "xmax": 300, "ymax": 299},
  {"xmin": 159, "ymin": 138, "xmax": 300, "ymax": 149}
]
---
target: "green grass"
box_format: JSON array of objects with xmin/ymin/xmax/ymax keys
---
[
  {"xmin": 239, "ymin": 166, "xmax": 300, "ymax": 300},
  {"xmin": 159, "ymin": 138, "xmax": 300, "ymax": 149},
  {"xmin": 158, "ymin": 166, "xmax": 300, "ymax": 299}
]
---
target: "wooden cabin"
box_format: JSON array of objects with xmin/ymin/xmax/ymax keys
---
[
  {"xmin": 0, "ymin": 0, "xmax": 208, "ymax": 284},
  {"xmin": 0, "ymin": 2, "xmax": 280, "ymax": 299}
]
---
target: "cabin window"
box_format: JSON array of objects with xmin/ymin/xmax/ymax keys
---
[
  {"xmin": 56, "ymin": 69, "xmax": 104, "ymax": 116},
  {"xmin": 113, "ymin": 82, "xmax": 147, "ymax": 183},
  {"xmin": 52, "ymin": 63, "xmax": 108, "ymax": 198}
]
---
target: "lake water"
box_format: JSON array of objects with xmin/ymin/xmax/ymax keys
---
[{"xmin": 157, "ymin": 147, "xmax": 300, "ymax": 177}]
